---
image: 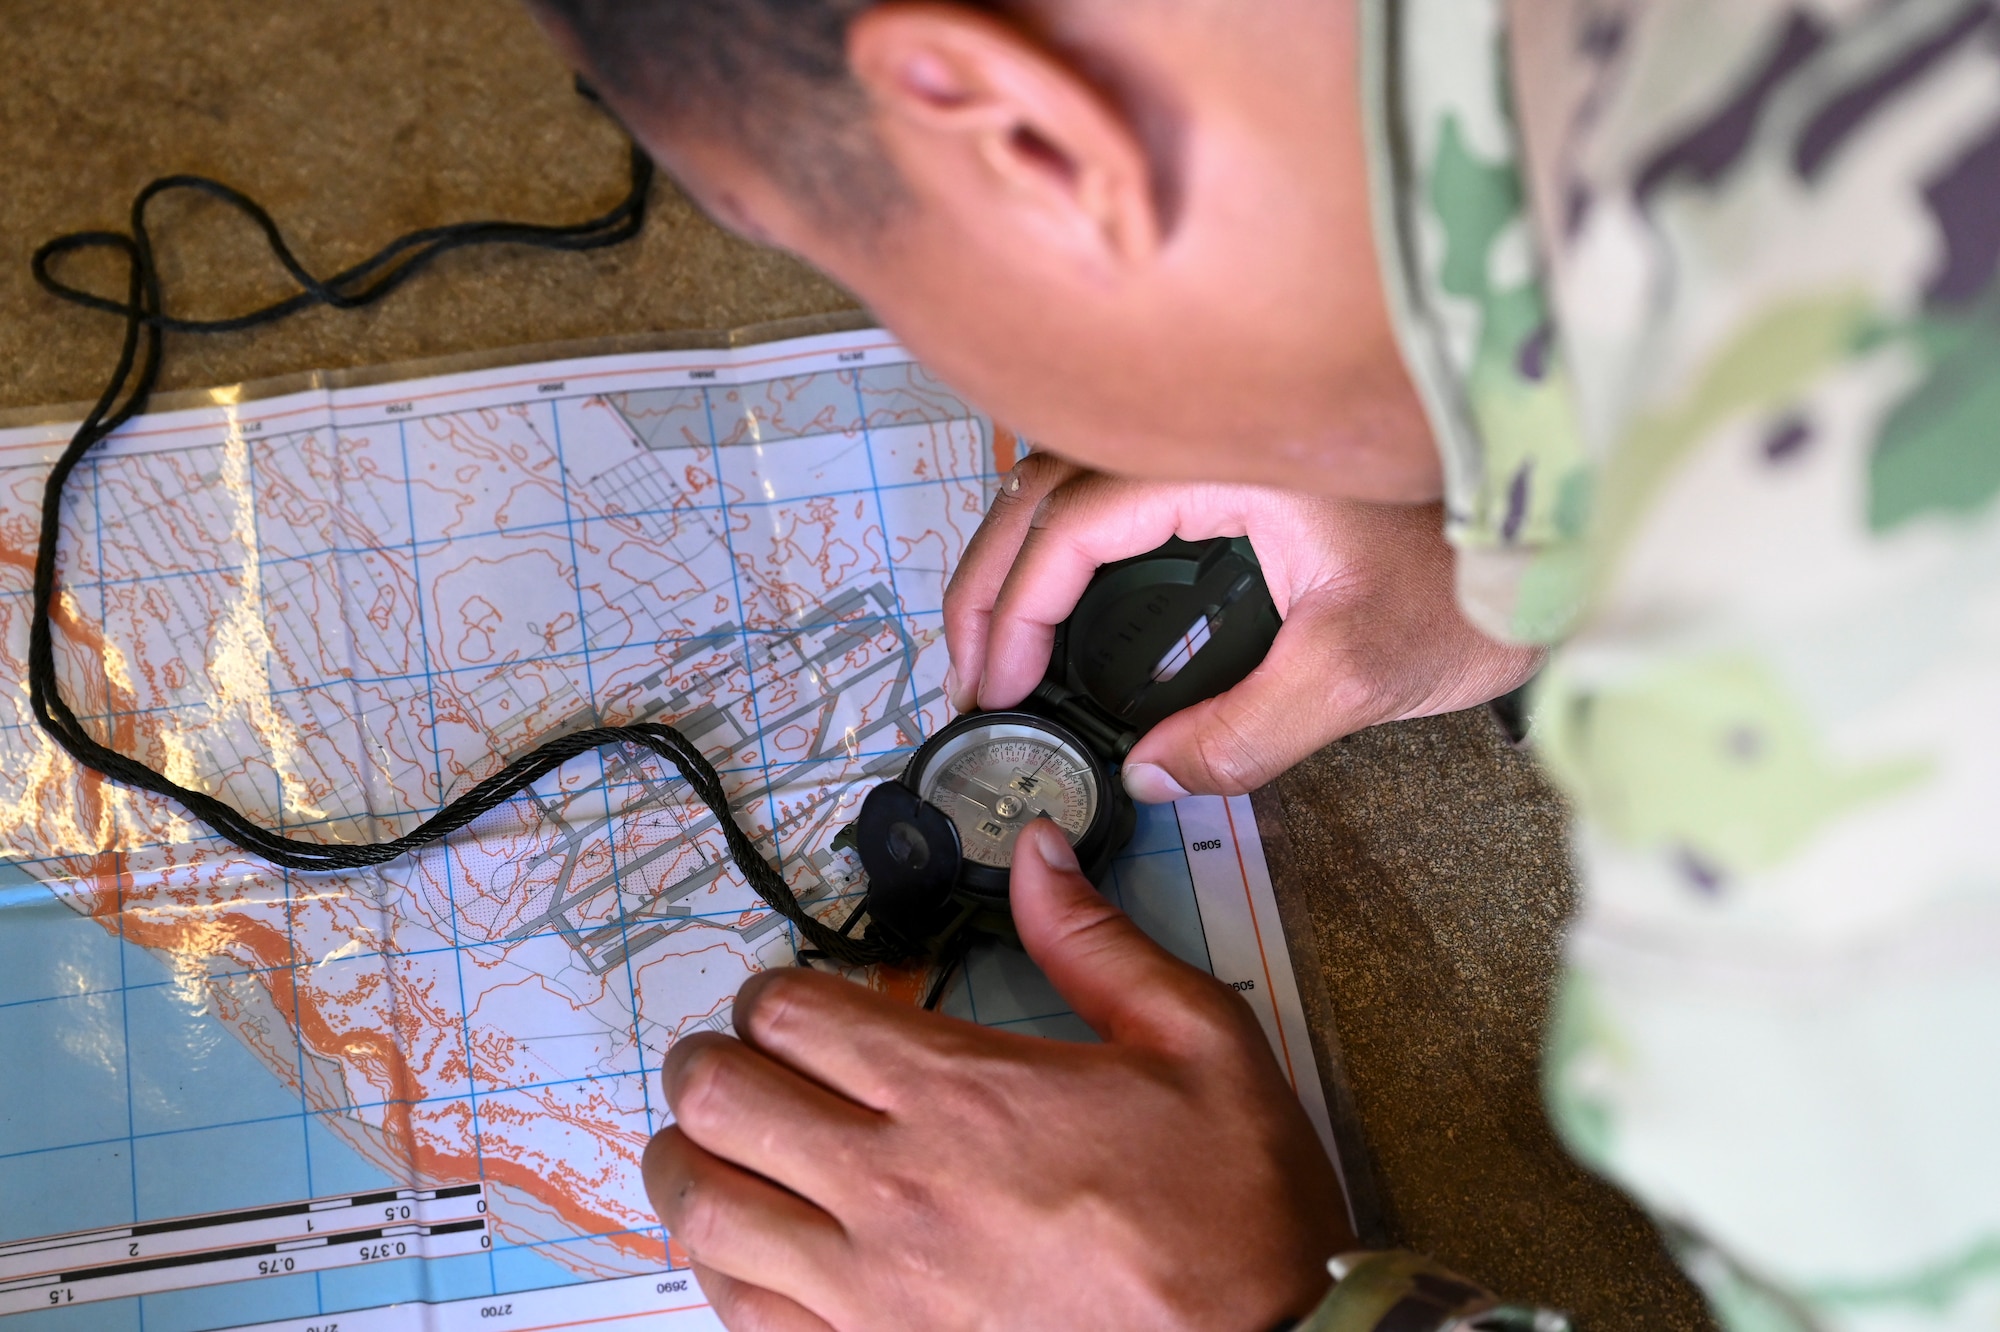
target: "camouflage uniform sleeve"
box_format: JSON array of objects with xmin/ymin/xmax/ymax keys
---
[
  {"xmin": 1362, "ymin": 2, "xmax": 2000, "ymax": 1330},
  {"xmin": 1361, "ymin": 0, "xmax": 1593, "ymax": 646}
]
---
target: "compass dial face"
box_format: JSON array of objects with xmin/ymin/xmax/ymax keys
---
[{"xmin": 915, "ymin": 720, "xmax": 1101, "ymax": 869}]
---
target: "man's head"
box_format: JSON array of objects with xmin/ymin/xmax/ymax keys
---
[
  {"xmin": 534, "ymin": 0, "xmax": 909, "ymax": 222},
  {"xmin": 530, "ymin": 0, "xmax": 1440, "ymax": 502}
]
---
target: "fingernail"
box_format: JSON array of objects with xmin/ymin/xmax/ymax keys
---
[
  {"xmin": 1123, "ymin": 763, "xmax": 1191, "ymax": 805},
  {"xmin": 1024, "ymin": 820, "xmax": 1080, "ymax": 873}
]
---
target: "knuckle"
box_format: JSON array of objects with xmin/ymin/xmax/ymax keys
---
[
  {"xmin": 640, "ymin": 1128, "xmax": 682, "ymax": 1196},
  {"xmin": 940, "ymin": 571, "xmax": 975, "ymax": 619},
  {"xmin": 673, "ymin": 1180, "xmax": 729, "ymax": 1257},
  {"xmin": 734, "ymin": 966, "xmax": 813, "ymax": 1045},
  {"xmin": 663, "ymin": 1037, "xmax": 737, "ymax": 1125},
  {"xmin": 693, "ymin": 1274, "xmax": 747, "ymax": 1326},
  {"xmin": 868, "ymin": 1167, "xmax": 945, "ymax": 1231},
  {"xmin": 1025, "ymin": 470, "xmax": 1101, "ymax": 530},
  {"xmin": 706, "ymin": 1286, "xmax": 777, "ymax": 1332},
  {"xmin": 641, "ymin": 1128, "xmax": 694, "ymax": 1222},
  {"xmin": 1321, "ymin": 658, "xmax": 1393, "ymax": 733},
  {"xmin": 1173, "ymin": 980, "xmax": 1269, "ymax": 1057},
  {"xmin": 939, "ymin": 1057, "xmax": 1030, "ymax": 1135},
  {"xmin": 941, "ymin": 576, "xmax": 993, "ymax": 635},
  {"xmin": 1189, "ymin": 719, "xmax": 1265, "ymax": 794},
  {"xmin": 1060, "ymin": 902, "xmax": 1140, "ymax": 969}
]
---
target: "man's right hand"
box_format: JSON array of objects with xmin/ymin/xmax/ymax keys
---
[{"xmin": 943, "ymin": 457, "xmax": 1541, "ymax": 803}]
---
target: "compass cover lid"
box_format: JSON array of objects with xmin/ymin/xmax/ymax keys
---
[{"xmin": 1046, "ymin": 536, "xmax": 1281, "ymax": 741}]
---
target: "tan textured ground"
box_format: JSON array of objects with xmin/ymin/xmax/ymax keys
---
[{"xmin": 5, "ymin": 2, "xmax": 1710, "ymax": 1326}]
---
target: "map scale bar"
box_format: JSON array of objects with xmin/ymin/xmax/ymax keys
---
[{"xmin": 0, "ymin": 1185, "xmax": 490, "ymax": 1315}]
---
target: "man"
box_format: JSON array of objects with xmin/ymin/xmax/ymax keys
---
[{"xmin": 530, "ymin": 1, "xmax": 2000, "ymax": 1329}]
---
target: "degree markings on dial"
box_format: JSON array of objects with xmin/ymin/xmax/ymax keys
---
[{"xmin": 916, "ymin": 728, "xmax": 1100, "ymax": 867}]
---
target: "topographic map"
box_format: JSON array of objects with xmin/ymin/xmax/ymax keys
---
[{"xmin": 0, "ymin": 329, "xmax": 1334, "ymax": 1332}]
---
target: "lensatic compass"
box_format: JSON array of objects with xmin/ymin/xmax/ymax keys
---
[{"xmin": 837, "ymin": 536, "xmax": 1280, "ymax": 969}]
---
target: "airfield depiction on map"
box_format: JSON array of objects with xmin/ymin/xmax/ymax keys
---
[{"xmin": 0, "ymin": 329, "xmax": 1339, "ymax": 1332}]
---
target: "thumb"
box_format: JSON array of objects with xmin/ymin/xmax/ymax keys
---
[{"xmin": 1008, "ymin": 820, "xmax": 1233, "ymax": 1050}]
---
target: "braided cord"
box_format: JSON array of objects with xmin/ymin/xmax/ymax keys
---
[{"xmin": 26, "ymin": 107, "xmax": 899, "ymax": 968}]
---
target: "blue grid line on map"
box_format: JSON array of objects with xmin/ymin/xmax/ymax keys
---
[
  {"xmin": 248, "ymin": 425, "xmax": 329, "ymax": 1322},
  {"xmin": 58, "ymin": 376, "xmax": 970, "ymax": 468},
  {"xmin": 0, "ymin": 994, "xmax": 1093, "ymax": 1168},
  {"xmin": 851, "ymin": 374, "xmax": 927, "ymax": 758},
  {"xmin": 91, "ymin": 453, "xmax": 148, "ymax": 1331},
  {"xmin": 982, "ymin": 1007, "xmax": 1082, "ymax": 1031},
  {"xmin": 8, "ymin": 557, "xmax": 956, "ymax": 851},
  {"xmin": 398, "ymin": 418, "xmax": 501, "ymax": 1299},
  {"xmin": 467, "ymin": 1223, "xmax": 675, "ymax": 1292},
  {"xmin": 241, "ymin": 434, "xmax": 313, "ymax": 1150},
  {"xmin": 5, "ymin": 781, "xmax": 1189, "ymax": 1017},
  {"xmin": 0, "ymin": 1069, "xmax": 653, "ymax": 1168},
  {"xmin": 1156, "ymin": 803, "xmax": 1214, "ymax": 969},
  {"xmin": 1, "ymin": 784, "xmax": 882, "ymax": 910},
  {"xmin": 56, "ymin": 422, "xmax": 984, "ymax": 579},
  {"xmin": 698, "ymin": 386, "xmax": 792, "ymax": 958},
  {"xmin": 44, "ymin": 374, "xmax": 979, "ymax": 532},
  {"xmin": 0, "ymin": 845, "xmax": 1173, "ymax": 1017},
  {"xmin": 1, "ymin": 769, "xmax": 921, "ymax": 881},
  {"xmin": 13, "ymin": 611, "xmax": 947, "ymax": 724},
  {"xmin": 189, "ymin": 629, "xmax": 941, "ymax": 711},
  {"xmin": 64, "ymin": 465, "xmax": 984, "ymax": 597},
  {"xmin": 547, "ymin": 397, "xmax": 657, "ymax": 1139},
  {"xmin": 7, "ymin": 754, "xmax": 1193, "ymax": 912},
  {"xmin": 0, "ymin": 713, "xmax": 935, "ymax": 787},
  {"xmin": 487, "ymin": 1222, "xmax": 669, "ymax": 1264},
  {"xmin": 27, "ymin": 422, "xmax": 964, "ymax": 720}
]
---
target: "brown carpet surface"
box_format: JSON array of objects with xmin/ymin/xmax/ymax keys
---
[
  {"xmin": 1263, "ymin": 715, "xmax": 1712, "ymax": 1329},
  {"xmin": 4, "ymin": 2, "xmax": 1709, "ymax": 1326}
]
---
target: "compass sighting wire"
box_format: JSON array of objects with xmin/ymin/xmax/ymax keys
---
[{"xmin": 26, "ymin": 101, "xmax": 903, "ymax": 968}]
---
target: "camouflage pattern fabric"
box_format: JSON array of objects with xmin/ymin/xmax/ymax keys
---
[{"xmin": 1323, "ymin": 2, "xmax": 2000, "ymax": 1330}]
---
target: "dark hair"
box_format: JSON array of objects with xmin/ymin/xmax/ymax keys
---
[{"xmin": 530, "ymin": 0, "xmax": 906, "ymax": 217}]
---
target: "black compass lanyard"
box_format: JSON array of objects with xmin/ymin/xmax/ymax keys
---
[{"xmin": 26, "ymin": 96, "xmax": 902, "ymax": 968}]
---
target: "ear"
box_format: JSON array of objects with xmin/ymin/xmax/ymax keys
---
[{"xmin": 848, "ymin": 3, "xmax": 1164, "ymax": 268}]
